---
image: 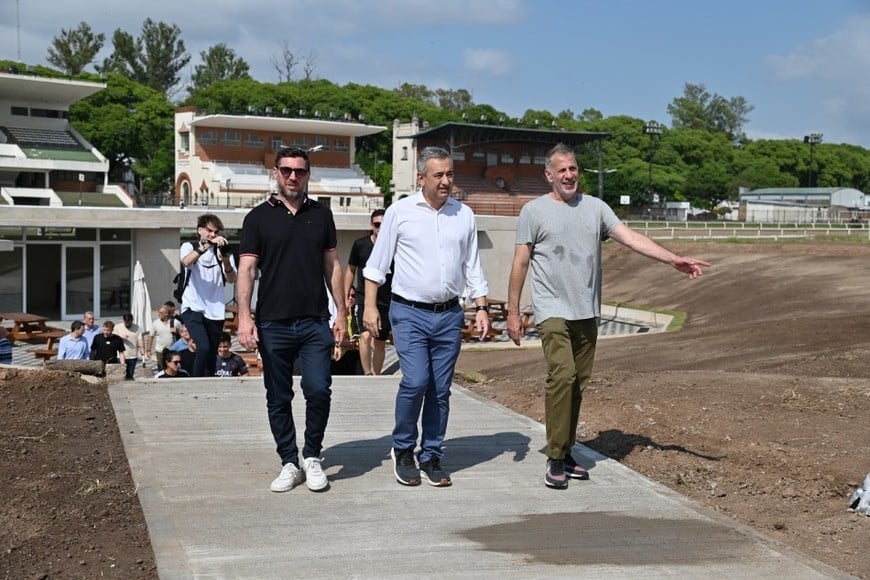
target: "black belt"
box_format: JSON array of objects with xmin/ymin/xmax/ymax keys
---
[{"xmin": 391, "ymin": 293, "xmax": 459, "ymax": 313}]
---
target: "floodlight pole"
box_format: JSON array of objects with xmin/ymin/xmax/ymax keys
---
[
  {"xmin": 803, "ymin": 133, "xmax": 823, "ymax": 187},
  {"xmin": 643, "ymin": 121, "xmax": 663, "ymax": 200}
]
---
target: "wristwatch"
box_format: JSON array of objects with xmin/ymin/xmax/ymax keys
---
[{"xmin": 475, "ymin": 305, "xmax": 490, "ymax": 313}]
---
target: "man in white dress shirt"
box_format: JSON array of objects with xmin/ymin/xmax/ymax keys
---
[{"xmin": 363, "ymin": 146, "xmax": 490, "ymax": 488}]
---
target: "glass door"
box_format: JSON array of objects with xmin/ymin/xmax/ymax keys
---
[{"xmin": 63, "ymin": 246, "xmax": 95, "ymax": 319}]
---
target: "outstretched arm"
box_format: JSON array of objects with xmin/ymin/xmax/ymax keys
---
[{"xmin": 609, "ymin": 224, "xmax": 710, "ymax": 279}]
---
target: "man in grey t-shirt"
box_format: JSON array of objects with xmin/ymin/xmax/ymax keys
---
[{"xmin": 506, "ymin": 143, "xmax": 710, "ymax": 490}]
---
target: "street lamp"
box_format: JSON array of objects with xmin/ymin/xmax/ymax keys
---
[
  {"xmin": 803, "ymin": 133, "xmax": 823, "ymax": 188},
  {"xmin": 643, "ymin": 121, "xmax": 663, "ymax": 200}
]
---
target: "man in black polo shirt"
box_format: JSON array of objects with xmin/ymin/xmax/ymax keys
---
[{"xmin": 236, "ymin": 147, "xmax": 346, "ymax": 494}]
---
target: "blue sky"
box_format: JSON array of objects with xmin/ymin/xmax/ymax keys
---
[{"xmin": 4, "ymin": 0, "xmax": 870, "ymax": 147}]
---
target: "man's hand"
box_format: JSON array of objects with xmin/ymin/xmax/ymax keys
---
[
  {"xmin": 237, "ymin": 316, "xmax": 258, "ymax": 351},
  {"xmin": 363, "ymin": 304, "xmax": 381, "ymax": 337},
  {"xmin": 506, "ymin": 312, "xmax": 524, "ymax": 346}
]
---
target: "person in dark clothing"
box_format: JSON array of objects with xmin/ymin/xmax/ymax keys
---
[
  {"xmin": 215, "ymin": 333, "xmax": 249, "ymax": 377},
  {"xmin": 90, "ymin": 321, "xmax": 126, "ymax": 365},
  {"xmin": 156, "ymin": 351, "xmax": 190, "ymax": 378},
  {"xmin": 343, "ymin": 208, "xmax": 392, "ymax": 375}
]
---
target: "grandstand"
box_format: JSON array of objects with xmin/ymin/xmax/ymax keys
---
[
  {"xmin": 0, "ymin": 72, "xmax": 125, "ymax": 208},
  {"xmin": 174, "ymin": 108, "xmax": 388, "ymax": 211},
  {"xmin": 392, "ymin": 119, "xmax": 608, "ymax": 216}
]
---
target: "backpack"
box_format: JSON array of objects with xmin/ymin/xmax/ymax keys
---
[{"xmin": 173, "ymin": 245, "xmax": 227, "ymax": 303}]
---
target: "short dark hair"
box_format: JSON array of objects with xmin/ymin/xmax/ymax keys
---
[
  {"xmin": 274, "ymin": 147, "xmax": 310, "ymax": 170},
  {"xmin": 219, "ymin": 332, "xmax": 232, "ymax": 345},
  {"xmin": 70, "ymin": 320, "xmax": 84, "ymax": 331},
  {"xmin": 123, "ymin": 313, "xmax": 134, "ymax": 323},
  {"xmin": 197, "ymin": 213, "xmax": 224, "ymax": 231},
  {"xmin": 370, "ymin": 208, "xmax": 385, "ymax": 222}
]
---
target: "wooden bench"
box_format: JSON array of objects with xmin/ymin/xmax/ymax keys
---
[
  {"xmin": 238, "ymin": 351, "xmax": 261, "ymax": 376},
  {"xmin": 31, "ymin": 348, "xmax": 58, "ymax": 361}
]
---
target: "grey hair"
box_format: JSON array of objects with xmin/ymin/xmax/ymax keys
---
[
  {"xmin": 416, "ymin": 146, "xmax": 451, "ymax": 175},
  {"xmin": 545, "ymin": 143, "xmax": 576, "ymax": 170}
]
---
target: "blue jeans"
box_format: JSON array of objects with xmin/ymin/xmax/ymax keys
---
[
  {"xmin": 389, "ymin": 301, "xmax": 464, "ymax": 463},
  {"xmin": 181, "ymin": 310, "xmax": 225, "ymax": 377},
  {"xmin": 257, "ymin": 317, "xmax": 334, "ymax": 466}
]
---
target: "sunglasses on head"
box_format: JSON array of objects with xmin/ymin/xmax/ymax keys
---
[{"xmin": 277, "ymin": 166, "xmax": 309, "ymax": 178}]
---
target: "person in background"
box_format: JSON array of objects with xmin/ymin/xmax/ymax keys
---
[
  {"xmin": 363, "ymin": 146, "xmax": 491, "ymax": 488},
  {"xmin": 214, "ymin": 333, "xmax": 249, "ymax": 377},
  {"xmin": 506, "ymin": 143, "xmax": 710, "ymax": 490},
  {"xmin": 90, "ymin": 320, "xmax": 126, "ymax": 366},
  {"xmin": 0, "ymin": 327, "xmax": 12, "ymax": 365},
  {"xmin": 344, "ymin": 208, "xmax": 392, "ymax": 375},
  {"xmin": 164, "ymin": 300, "xmax": 184, "ymax": 330},
  {"xmin": 236, "ymin": 146, "xmax": 346, "ymax": 494},
  {"xmin": 170, "ymin": 325, "xmax": 196, "ymax": 375},
  {"xmin": 155, "ymin": 351, "xmax": 190, "ymax": 378},
  {"xmin": 57, "ymin": 321, "xmax": 90, "ymax": 360},
  {"xmin": 81, "ymin": 311, "xmax": 101, "ymax": 349},
  {"xmin": 115, "ymin": 313, "xmax": 144, "ymax": 380},
  {"xmin": 147, "ymin": 306, "xmax": 181, "ymax": 372},
  {"xmin": 179, "ymin": 213, "xmax": 237, "ymax": 376}
]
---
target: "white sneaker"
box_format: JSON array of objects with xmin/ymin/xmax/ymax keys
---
[
  {"xmin": 270, "ymin": 462, "xmax": 303, "ymax": 493},
  {"xmin": 302, "ymin": 457, "xmax": 329, "ymax": 491}
]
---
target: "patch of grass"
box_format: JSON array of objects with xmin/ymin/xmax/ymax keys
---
[
  {"xmin": 603, "ymin": 302, "xmax": 688, "ymax": 332},
  {"xmin": 454, "ymin": 369, "xmax": 488, "ymax": 384},
  {"xmin": 75, "ymin": 478, "xmax": 109, "ymax": 496}
]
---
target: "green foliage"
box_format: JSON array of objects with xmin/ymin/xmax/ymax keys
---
[
  {"xmin": 70, "ymin": 74, "xmax": 175, "ymax": 193},
  {"xmin": 668, "ymin": 83, "xmax": 753, "ymax": 142},
  {"xmin": 189, "ymin": 44, "xmax": 251, "ymax": 93},
  {"xmin": 46, "ymin": 22, "xmax": 105, "ymax": 76},
  {"xmin": 98, "ymin": 18, "xmax": 190, "ymax": 96}
]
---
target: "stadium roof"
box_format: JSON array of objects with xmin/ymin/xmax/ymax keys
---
[
  {"xmin": 0, "ymin": 72, "xmax": 105, "ymax": 107},
  {"xmin": 398, "ymin": 122, "xmax": 610, "ymax": 149},
  {"xmin": 187, "ymin": 114, "xmax": 387, "ymax": 137}
]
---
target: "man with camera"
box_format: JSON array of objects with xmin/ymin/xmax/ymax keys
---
[{"xmin": 179, "ymin": 213, "xmax": 236, "ymax": 376}]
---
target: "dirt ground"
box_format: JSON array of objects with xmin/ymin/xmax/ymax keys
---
[
  {"xmin": 0, "ymin": 240, "xmax": 867, "ymax": 579},
  {"xmin": 456, "ymin": 240, "xmax": 869, "ymax": 579}
]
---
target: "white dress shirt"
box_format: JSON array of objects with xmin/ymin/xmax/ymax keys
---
[{"xmin": 363, "ymin": 192, "xmax": 489, "ymax": 303}]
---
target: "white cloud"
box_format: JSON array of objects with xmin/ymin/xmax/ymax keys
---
[{"xmin": 463, "ymin": 48, "xmax": 513, "ymax": 77}]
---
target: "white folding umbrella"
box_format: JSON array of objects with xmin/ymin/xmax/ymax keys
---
[{"xmin": 131, "ymin": 260, "xmax": 153, "ymax": 334}]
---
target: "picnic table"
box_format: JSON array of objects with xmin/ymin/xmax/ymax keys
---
[{"xmin": 0, "ymin": 312, "xmax": 65, "ymax": 346}]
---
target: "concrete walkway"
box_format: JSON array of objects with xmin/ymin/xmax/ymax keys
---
[{"xmin": 109, "ymin": 375, "xmax": 851, "ymax": 579}]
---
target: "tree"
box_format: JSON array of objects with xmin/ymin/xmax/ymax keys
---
[
  {"xmin": 189, "ymin": 44, "xmax": 251, "ymax": 93},
  {"xmin": 98, "ymin": 19, "xmax": 190, "ymax": 96},
  {"xmin": 71, "ymin": 74, "xmax": 175, "ymax": 194},
  {"xmin": 270, "ymin": 42, "xmax": 317, "ymax": 83},
  {"xmin": 667, "ymin": 83, "xmax": 753, "ymax": 142},
  {"xmin": 46, "ymin": 22, "xmax": 105, "ymax": 76}
]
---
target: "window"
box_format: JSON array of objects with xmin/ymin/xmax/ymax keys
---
[
  {"xmin": 222, "ymin": 130, "xmax": 240, "ymax": 146},
  {"xmin": 271, "ymin": 136, "xmax": 283, "ymax": 151},
  {"xmin": 291, "ymin": 135, "xmax": 309, "ymax": 147},
  {"xmin": 11, "ymin": 106, "xmax": 28, "ymax": 116},
  {"xmin": 315, "ymin": 136, "xmax": 330, "ymax": 150},
  {"xmin": 180, "ymin": 133, "xmax": 190, "ymax": 151},
  {"xmin": 334, "ymin": 138, "xmax": 348, "ymax": 151},
  {"xmin": 451, "ymin": 151, "xmax": 466, "ymax": 161},
  {"xmin": 500, "ymin": 153, "xmax": 514, "ymax": 164},
  {"xmin": 245, "ymin": 133, "xmax": 264, "ymax": 148},
  {"xmin": 472, "ymin": 150, "xmax": 485, "ymax": 160},
  {"xmin": 198, "ymin": 131, "xmax": 217, "ymax": 144}
]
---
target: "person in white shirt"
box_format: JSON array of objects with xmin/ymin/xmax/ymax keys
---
[
  {"xmin": 363, "ymin": 146, "xmax": 490, "ymax": 488},
  {"xmin": 115, "ymin": 313, "xmax": 144, "ymax": 380},
  {"xmin": 179, "ymin": 213, "xmax": 237, "ymax": 376}
]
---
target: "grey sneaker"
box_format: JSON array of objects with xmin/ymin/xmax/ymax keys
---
[
  {"xmin": 391, "ymin": 447, "xmax": 421, "ymax": 486},
  {"xmin": 545, "ymin": 458, "xmax": 568, "ymax": 489},
  {"xmin": 270, "ymin": 462, "xmax": 303, "ymax": 492},
  {"xmin": 302, "ymin": 457, "xmax": 329, "ymax": 491},
  {"xmin": 419, "ymin": 456, "xmax": 452, "ymax": 487}
]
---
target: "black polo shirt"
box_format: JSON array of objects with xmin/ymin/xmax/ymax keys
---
[{"xmin": 239, "ymin": 195, "xmax": 337, "ymax": 321}]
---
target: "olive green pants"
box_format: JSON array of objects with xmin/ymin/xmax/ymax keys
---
[{"xmin": 538, "ymin": 317, "xmax": 598, "ymax": 460}]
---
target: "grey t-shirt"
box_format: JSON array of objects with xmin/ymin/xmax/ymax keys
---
[{"xmin": 515, "ymin": 193, "xmax": 621, "ymax": 322}]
